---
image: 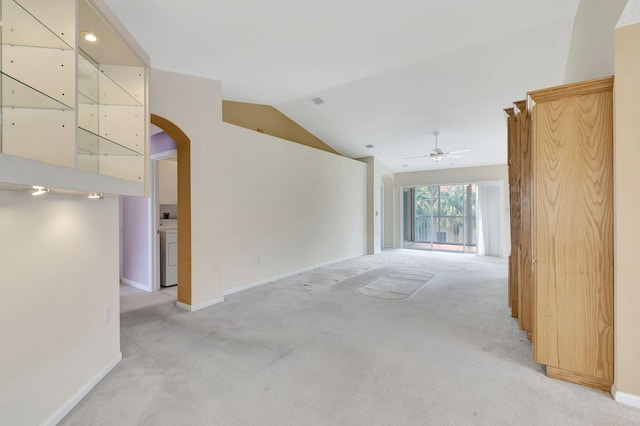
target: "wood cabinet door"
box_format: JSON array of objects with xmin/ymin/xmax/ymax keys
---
[{"xmin": 532, "ymin": 89, "xmax": 613, "ymax": 384}]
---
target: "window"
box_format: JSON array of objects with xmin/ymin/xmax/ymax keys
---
[{"xmin": 404, "ymin": 184, "xmax": 477, "ymax": 253}]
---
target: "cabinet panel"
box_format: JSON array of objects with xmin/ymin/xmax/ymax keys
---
[
  {"xmin": 78, "ymin": 103, "xmax": 100, "ymax": 135},
  {"xmin": 2, "ymin": 45, "xmax": 76, "ymax": 108},
  {"xmin": 100, "ymin": 105, "xmax": 145, "ymax": 153},
  {"xmin": 1, "ymin": 0, "xmax": 75, "ymax": 49},
  {"xmin": 99, "ymin": 153, "xmax": 144, "ymax": 182},
  {"xmin": 99, "ymin": 65, "xmax": 145, "ymax": 105},
  {"xmin": 532, "ymin": 86, "xmax": 613, "ymax": 385},
  {"xmin": 2, "ymin": 108, "xmax": 75, "ymax": 167},
  {"xmin": 1, "ymin": 73, "xmax": 72, "ymax": 110}
]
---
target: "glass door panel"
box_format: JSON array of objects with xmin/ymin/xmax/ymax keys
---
[{"xmin": 407, "ymin": 183, "xmax": 477, "ymax": 253}]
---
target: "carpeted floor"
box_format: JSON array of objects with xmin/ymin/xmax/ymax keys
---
[
  {"xmin": 119, "ymin": 284, "xmax": 176, "ymax": 313},
  {"xmin": 355, "ymin": 267, "xmax": 434, "ymax": 300},
  {"xmin": 62, "ymin": 250, "xmax": 640, "ymax": 425}
]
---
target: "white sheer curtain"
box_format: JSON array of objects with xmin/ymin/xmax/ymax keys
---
[{"xmin": 476, "ymin": 181, "xmax": 504, "ymax": 257}]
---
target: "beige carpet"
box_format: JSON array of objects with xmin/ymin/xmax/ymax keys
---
[
  {"xmin": 357, "ymin": 268, "xmax": 435, "ymax": 300},
  {"xmin": 62, "ymin": 250, "xmax": 640, "ymax": 425},
  {"xmin": 119, "ymin": 283, "xmax": 176, "ymax": 313}
]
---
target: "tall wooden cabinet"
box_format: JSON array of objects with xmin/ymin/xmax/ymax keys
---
[
  {"xmin": 506, "ymin": 76, "xmax": 614, "ymax": 392},
  {"xmin": 506, "ymin": 101, "xmax": 533, "ymax": 335},
  {"xmin": 515, "ymin": 101, "xmax": 533, "ymax": 338},
  {"xmin": 505, "ymin": 107, "xmax": 519, "ymax": 319}
]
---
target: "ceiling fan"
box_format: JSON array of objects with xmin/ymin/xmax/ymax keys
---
[{"xmin": 405, "ymin": 131, "xmax": 470, "ymax": 162}]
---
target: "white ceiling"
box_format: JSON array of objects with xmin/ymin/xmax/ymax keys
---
[{"xmin": 103, "ymin": 0, "xmax": 584, "ymax": 172}]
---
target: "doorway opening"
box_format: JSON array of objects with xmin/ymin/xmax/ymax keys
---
[
  {"xmin": 403, "ymin": 184, "xmax": 477, "ymax": 253},
  {"xmin": 150, "ymin": 114, "xmax": 192, "ymax": 307},
  {"xmin": 154, "ymin": 154, "xmax": 177, "ymax": 290}
]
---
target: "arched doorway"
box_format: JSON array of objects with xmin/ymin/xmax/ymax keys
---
[{"xmin": 151, "ymin": 113, "xmax": 191, "ymax": 307}]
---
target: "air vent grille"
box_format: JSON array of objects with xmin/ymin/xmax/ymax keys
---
[
  {"xmin": 311, "ymin": 97, "xmax": 325, "ymax": 105},
  {"xmin": 365, "ymin": 144, "xmax": 374, "ymax": 149}
]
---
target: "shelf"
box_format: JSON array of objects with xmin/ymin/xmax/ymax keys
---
[
  {"xmin": 1, "ymin": 0, "xmax": 73, "ymax": 50},
  {"xmin": 77, "ymin": 54, "xmax": 100, "ymax": 105},
  {"xmin": 1, "ymin": 0, "xmax": 148, "ymax": 195},
  {"xmin": 78, "ymin": 127, "xmax": 143, "ymax": 157},
  {"xmin": 1, "ymin": 71, "xmax": 74, "ymax": 110},
  {"xmin": 0, "ymin": 152, "xmax": 145, "ymax": 197},
  {"xmin": 77, "ymin": 53, "xmax": 143, "ymax": 107}
]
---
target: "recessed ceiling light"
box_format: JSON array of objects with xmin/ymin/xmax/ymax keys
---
[
  {"xmin": 88, "ymin": 193, "xmax": 103, "ymax": 199},
  {"xmin": 80, "ymin": 31, "xmax": 99, "ymax": 42}
]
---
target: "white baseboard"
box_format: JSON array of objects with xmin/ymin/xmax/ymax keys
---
[
  {"xmin": 175, "ymin": 253, "xmax": 367, "ymax": 310},
  {"xmin": 176, "ymin": 297, "xmax": 225, "ymax": 312},
  {"xmin": 121, "ymin": 278, "xmax": 150, "ymax": 292},
  {"xmin": 612, "ymin": 384, "xmax": 640, "ymax": 409},
  {"xmin": 223, "ymin": 253, "xmax": 366, "ymax": 297},
  {"xmin": 45, "ymin": 352, "xmax": 122, "ymax": 425}
]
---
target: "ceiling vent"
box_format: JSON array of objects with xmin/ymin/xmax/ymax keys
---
[
  {"xmin": 311, "ymin": 97, "xmax": 325, "ymax": 105},
  {"xmin": 365, "ymin": 144, "xmax": 374, "ymax": 149}
]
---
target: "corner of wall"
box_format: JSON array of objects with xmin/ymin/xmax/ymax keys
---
[
  {"xmin": 612, "ymin": 385, "xmax": 640, "ymax": 410},
  {"xmin": 614, "ymin": 17, "xmax": 640, "ymax": 400},
  {"xmin": 45, "ymin": 352, "xmax": 122, "ymax": 425},
  {"xmin": 176, "ymin": 297, "xmax": 225, "ymax": 312}
]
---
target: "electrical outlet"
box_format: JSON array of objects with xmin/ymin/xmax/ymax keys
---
[{"xmin": 105, "ymin": 305, "xmax": 111, "ymax": 322}]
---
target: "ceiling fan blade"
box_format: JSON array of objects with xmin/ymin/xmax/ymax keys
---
[
  {"xmin": 404, "ymin": 154, "xmax": 430, "ymax": 159},
  {"xmin": 446, "ymin": 154, "xmax": 462, "ymax": 158},
  {"xmin": 447, "ymin": 149, "xmax": 471, "ymax": 155}
]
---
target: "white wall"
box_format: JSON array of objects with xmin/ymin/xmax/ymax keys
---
[
  {"xmin": 613, "ymin": 11, "xmax": 640, "ymax": 405},
  {"xmin": 0, "ymin": 190, "xmax": 120, "ymax": 425},
  {"xmin": 392, "ymin": 164, "xmax": 509, "ymax": 253},
  {"xmin": 150, "ymin": 69, "xmax": 222, "ymax": 308},
  {"xmin": 121, "ymin": 196, "xmax": 152, "ymax": 290},
  {"xmin": 151, "ymin": 70, "xmax": 368, "ymax": 304},
  {"xmin": 564, "ymin": 0, "xmax": 628, "ymax": 83},
  {"xmin": 158, "ymin": 159, "xmax": 178, "ymax": 205},
  {"xmin": 217, "ymin": 124, "xmax": 368, "ymax": 292},
  {"xmin": 360, "ymin": 157, "xmax": 395, "ymax": 253},
  {"xmin": 381, "ymin": 164, "xmax": 395, "ymax": 250}
]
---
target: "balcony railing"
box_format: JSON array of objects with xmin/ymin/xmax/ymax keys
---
[{"xmin": 414, "ymin": 214, "xmax": 477, "ymax": 246}]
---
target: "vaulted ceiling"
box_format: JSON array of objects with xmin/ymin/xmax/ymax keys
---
[{"xmin": 103, "ymin": 0, "xmax": 622, "ymax": 172}]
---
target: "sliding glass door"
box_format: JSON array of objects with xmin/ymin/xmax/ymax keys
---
[{"xmin": 404, "ymin": 184, "xmax": 477, "ymax": 253}]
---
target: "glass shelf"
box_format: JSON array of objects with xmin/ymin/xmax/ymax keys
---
[
  {"xmin": 1, "ymin": 71, "xmax": 74, "ymax": 110},
  {"xmin": 1, "ymin": 0, "xmax": 73, "ymax": 50},
  {"xmin": 77, "ymin": 53, "xmax": 143, "ymax": 107},
  {"xmin": 78, "ymin": 126, "xmax": 143, "ymax": 157},
  {"xmin": 77, "ymin": 54, "xmax": 99, "ymax": 104}
]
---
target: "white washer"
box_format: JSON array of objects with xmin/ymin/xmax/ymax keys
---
[{"xmin": 160, "ymin": 228, "xmax": 178, "ymax": 287}]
